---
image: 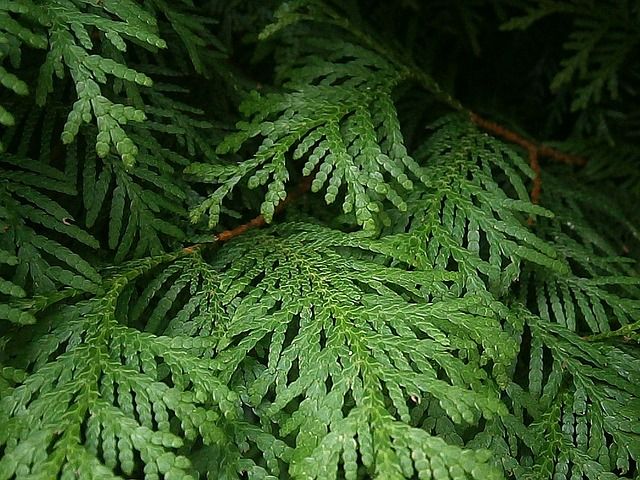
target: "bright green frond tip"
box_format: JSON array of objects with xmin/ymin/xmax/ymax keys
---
[
  {"xmin": 0, "ymin": 223, "xmax": 515, "ymax": 478},
  {"xmin": 187, "ymin": 40, "xmax": 425, "ymax": 231},
  {"xmin": 0, "ymin": 256, "xmax": 243, "ymax": 480},
  {"xmin": 209, "ymin": 223, "xmax": 513, "ymax": 478}
]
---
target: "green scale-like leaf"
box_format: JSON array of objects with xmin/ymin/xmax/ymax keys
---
[
  {"xmin": 0, "ymin": 155, "xmax": 100, "ymax": 313},
  {"xmin": 188, "ymin": 39, "xmax": 424, "ymax": 231},
  {"xmin": 34, "ymin": 0, "xmax": 164, "ymax": 166},
  {"xmin": 518, "ymin": 171, "xmax": 640, "ymax": 334},
  {"xmin": 381, "ymin": 115, "xmax": 566, "ymax": 298},
  {"xmin": 1, "ymin": 1, "xmax": 639, "ymax": 479},
  {"xmin": 148, "ymin": 223, "xmax": 517, "ymax": 479},
  {"xmin": 502, "ymin": 315, "xmax": 640, "ymax": 480},
  {"xmin": 0, "ymin": 253, "xmax": 289, "ymax": 480}
]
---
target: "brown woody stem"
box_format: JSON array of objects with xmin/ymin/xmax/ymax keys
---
[
  {"xmin": 184, "ymin": 111, "xmax": 586, "ymax": 252},
  {"xmin": 183, "ymin": 174, "xmax": 313, "ymax": 252},
  {"xmin": 469, "ymin": 112, "xmax": 586, "ymax": 206}
]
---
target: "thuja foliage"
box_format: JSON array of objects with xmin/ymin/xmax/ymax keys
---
[{"xmin": 1, "ymin": 1, "xmax": 639, "ymax": 479}]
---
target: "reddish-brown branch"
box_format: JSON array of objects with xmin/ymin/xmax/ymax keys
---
[
  {"xmin": 469, "ymin": 113, "xmax": 586, "ymax": 166},
  {"xmin": 181, "ymin": 244, "xmax": 201, "ymax": 254},
  {"xmin": 538, "ymin": 144, "xmax": 586, "ymax": 166},
  {"xmin": 183, "ymin": 112, "xmax": 585, "ymax": 251},
  {"xmin": 470, "ymin": 113, "xmax": 536, "ymax": 153},
  {"xmin": 215, "ymin": 214, "xmax": 269, "ymax": 242},
  {"xmin": 216, "ymin": 174, "xmax": 313, "ymax": 242},
  {"xmin": 469, "ymin": 112, "xmax": 586, "ymax": 206},
  {"xmin": 183, "ymin": 174, "xmax": 313, "ymax": 253},
  {"xmin": 529, "ymin": 148, "xmax": 542, "ymax": 205}
]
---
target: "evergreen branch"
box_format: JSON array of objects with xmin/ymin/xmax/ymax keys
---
[
  {"xmin": 1, "ymin": 2, "xmax": 639, "ymax": 479},
  {"xmin": 503, "ymin": 0, "xmax": 640, "ymax": 113},
  {"xmin": 380, "ymin": 114, "xmax": 569, "ymax": 298},
  {"xmin": 199, "ymin": 0, "xmax": 588, "ymax": 231},
  {"xmin": 0, "ymin": 154, "xmax": 100, "ymax": 303},
  {"xmin": 264, "ymin": 0, "xmax": 588, "ymax": 173},
  {"xmin": 583, "ymin": 319, "xmax": 640, "ymax": 343},
  {"xmin": 215, "ymin": 173, "xmax": 313, "ymax": 242},
  {"xmin": 518, "ymin": 171, "xmax": 640, "ymax": 334},
  {"xmin": 469, "ymin": 112, "xmax": 587, "ymax": 204},
  {"xmin": 0, "ymin": 255, "xmax": 277, "ymax": 479}
]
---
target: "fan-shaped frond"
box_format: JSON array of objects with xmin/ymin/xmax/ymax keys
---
[
  {"xmin": 508, "ymin": 315, "xmax": 640, "ymax": 479},
  {"xmin": 164, "ymin": 224, "xmax": 515, "ymax": 478},
  {"xmin": 517, "ymin": 170, "xmax": 640, "ymax": 334},
  {"xmin": 187, "ymin": 38, "xmax": 428, "ymax": 231},
  {"xmin": 0, "ymin": 253, "xmax": 291, "ymax": 479},
  {"xmin": 0, "ymin": 155, "xmax": 100, "ymax": 319},
  {"xmin": 380, "ymin": 115, "xmax": 567, "ymax": 299},
  {"xmin": 503, "ymin": 0, "xmax": 640, "ymax": 112},
  {"xmin": 1, "ymin": 1, "xmax": 639, "ymax": 479}
]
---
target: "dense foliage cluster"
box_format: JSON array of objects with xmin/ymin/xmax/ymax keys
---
[{"xmin": 1, "ymin": 1, "xmax": 639, "ymax": 479}]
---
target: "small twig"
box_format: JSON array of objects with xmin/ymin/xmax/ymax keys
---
[
  {"xmin": 469, "ymin": 112, "xmax": 586, "ymax": 207},
  {"xmin": 469, "ymin": 113, "xmax": 586, "ymax": 166},
  {"xmin": 214, "ymin": 214, "xmax": 270, "ymax": 242},
  {"xmin": 582, "ymin": 320, "xmax": 640, "ymax": 343},
  {"xmin": 538, "ymin": 144, "xmax": 587, "ymax": 167},
  {"xmin": 529, "ymin": 148, "xmax": 542, "ymax": 206},
  {"xmin": 183, "ymin": 175, "xmax": 313, "ymax": 253}
]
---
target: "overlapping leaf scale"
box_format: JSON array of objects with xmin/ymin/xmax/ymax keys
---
[
  {"xmin": 291, "ymin": 406, "xmax": 502, "ymax": 480},
  {"xmin": 0, "ymin": 155, "xmax": 100, "ymax": 317},
  {"xmin": 187, "ymin": 40, "xmax": 424, "ymax": 231},
  {"xmin": 497, "ymin": 315, "xmax": 640, "ymax": 479},
  {"xmin": 385, "ymin": 115, "xmax": 566, "ymax": 297},
  {"xmin": 127, "ymin": 252, "xmax": 229, "ymax": 337},
  {"xmin": 518, "ymin": 172, "xmax": 640, "ymax": 334},
  {"xmin": 178, "ymin": 222, "xmax": 518, "ymax": 479},
  {"xmin": 0, "ymin": 254, "xmax": 286, "ymax": 480}
]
